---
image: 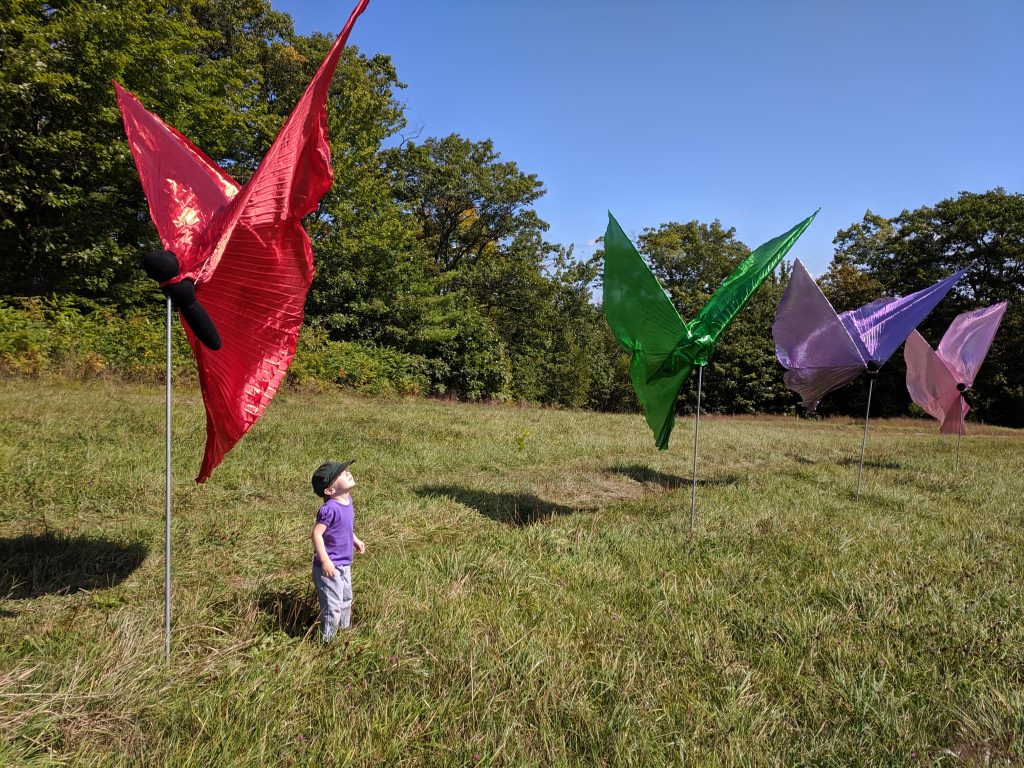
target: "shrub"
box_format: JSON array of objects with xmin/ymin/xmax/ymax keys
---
[
  {"xmin": 0, "ymin": 297, "xmax": 193, "ymax": 380},
  {"xmin": 290, "ymin": 328, "xmax": 436, "ymax": 396},
  {"xmin": 0, "ymin": 299, "xmax": 433, "ymax": 396}
]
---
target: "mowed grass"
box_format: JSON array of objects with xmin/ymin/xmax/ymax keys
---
[{"xmin": 1, "ymin": 379, "xmax": 1023, "ymax": 767}]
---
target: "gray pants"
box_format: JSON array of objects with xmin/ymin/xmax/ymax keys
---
[{"xmin": 312, "ymin": 562, "xmax": 352, "ymax": 641}]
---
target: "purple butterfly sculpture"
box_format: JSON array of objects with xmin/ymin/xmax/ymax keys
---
[
  {"xmin": 773, "ymin": 259, "xmax": 971, "ymax": 411},
  {"xmin": 904, "ymin": 301, "xmax": 1007, "ymax": 435},
  {"xmin": 774, "ymin": 258, "xmax": 970, "ymax": 497}
]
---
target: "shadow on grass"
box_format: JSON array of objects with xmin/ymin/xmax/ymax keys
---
[
  {"xmin": 788, "ymin": 454, "xmax": 818, "ymax": 466},
  {"xmin": 0, "ymin": 533, "xmax": 147, "ymax": 599},
  {"xmin": 836, "ymin": 457, "xmax": 903, "ymax": 470},
  {"xmin": 254, "ymin": 585, "xmax": 319, "ymax": 639},
  {"xmin": 418, "ymin": 485, "xmax": 581, "ymax": 527},
  {"xmin": 610, "ymin": 465, "xmax": 741, "ymax": 490}
]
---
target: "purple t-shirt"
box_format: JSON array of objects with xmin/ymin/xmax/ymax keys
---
[{"xmin": 313, "ymin": 497, "xmax": 354, "ymax": 567}]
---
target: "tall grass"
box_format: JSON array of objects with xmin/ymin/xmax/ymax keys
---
[{"xmin": 1, "ymin": 379, "xmax": 1022, "ymax": 765}]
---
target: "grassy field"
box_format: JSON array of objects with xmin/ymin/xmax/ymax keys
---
[{"xmin": 1, "ymin": 379, "xmax": 1023, "ymax": 766}]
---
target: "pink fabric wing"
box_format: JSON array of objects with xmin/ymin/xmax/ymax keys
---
[
  {"xmin": 936, "ymin": 301, "xmax": 1008, "ymax": 387},
  {"xmin": 116, "ymin": 0, "xmax": 371, "ymax": 482},
  {"xmin": 904, "ymin": 329, "xmax": 966, "ymax": 433},
  {"xmin": 906, "ymin": 301, "xmax": 1008, "ymax": 435},
  {"xmin": 772, "ymin": 259, "xmax": 865, "ymax": 411}
]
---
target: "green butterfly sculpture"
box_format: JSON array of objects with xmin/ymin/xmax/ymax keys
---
[{"xmin": 603, "ymin": 210, "xmax": 817, "ymax": 449}]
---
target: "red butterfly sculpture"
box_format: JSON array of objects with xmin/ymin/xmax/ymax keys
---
[{"xmin": 116, "ymin": 0, "xmax": 370, "ymax": 481}]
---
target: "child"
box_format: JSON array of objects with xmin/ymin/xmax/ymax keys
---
[{"xmin": 310, "ymin": 460, "xmax": 366, "ymax": 641}]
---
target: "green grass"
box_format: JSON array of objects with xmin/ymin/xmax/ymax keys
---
[{"xmin": 2, "ymin": 378, "xmax": 1023, "ymax": 766}]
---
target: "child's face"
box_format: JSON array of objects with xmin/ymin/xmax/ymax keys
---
[{"xmin": 326, "ymin": 468, "xmax": 355, "ymax": 496}]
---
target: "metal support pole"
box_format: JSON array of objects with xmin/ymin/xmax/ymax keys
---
[
  {"xmin": 165, "ymin": 297, "xmax": 172, "ymax": 660},
  {"xmin": 855, "ymin": 376, "xmax": 876, "ymax": 500},
  {"xmin": 954, "ymin": 393, "xmax": 963, "ymax": 475},
  {"xmin": 690, "ymin": 365, "xmax": 703, "ymax": 532}
]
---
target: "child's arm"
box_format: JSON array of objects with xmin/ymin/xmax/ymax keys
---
[
  {"xmin": 353, "ymin": 533, "xmax": 366, "ymax": 554},
  {"xmin": 311, "ymin": 523, "xmax": 336, "ymax": 577}
]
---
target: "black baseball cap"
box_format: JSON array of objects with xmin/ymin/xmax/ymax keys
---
[{"xmin": 311, "ymin": 459, "xmax": 354, "ymax": 497}]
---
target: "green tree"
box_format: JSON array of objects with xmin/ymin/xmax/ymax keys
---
[
  {"xmin": 296, "ymin": 38, "xmax": 426, "ymax": 350},
  {"xmin": 818, "ymin": 255, "xmax": 885, "ymax": 314},
  {"xmin": 383, "ymin": 135, "xmax": 547, "ymax": 275},
  {"xmin": 515, "ymin": 247, "xmax": 601, "ymax": 408},
  {"xmin": 0, "ymin": 0, "xmax": 296, "ymax": 303},
  {"xmin": 696, "ymin": 276, "xmax": 794, "ymax": 414},
  {"xmin": 379, "ymin": 134, "xmax": 556, "ymax": 401},
  {"xmin": 637, "ymin": 219, "xmax": 750, "ymax": 319}
]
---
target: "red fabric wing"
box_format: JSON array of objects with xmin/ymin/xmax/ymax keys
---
[
  {"xmin": 196, "ymin": 0, "xmax": 370, "ymax": 284},
  {"xmin": 190, "ymin": 0, "xmax": 370, "ymax": 482},
  {"xmin": 189, "ymin": 220, "xmax": 313, "ymax": 481},
  {"xmin": 114, "ymin": 82, "xmax": 239, "ymax": 272},
  {"xmin": 116, "ymin": 0, "xmax": 371, "ymax": 482}
]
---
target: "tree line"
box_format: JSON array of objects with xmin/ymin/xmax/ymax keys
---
[{"xmin": 2, "ymin": 0, "xmax": 1021, "ymax": 425}]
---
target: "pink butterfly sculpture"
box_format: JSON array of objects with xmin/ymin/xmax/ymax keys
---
[
  {"xmin": 116, "ymin": 0, "xmax": 370, "ymax": 481},
  {"xmin": 904, "ymin": 302, "xmax": 1008, "ymax": 434}
]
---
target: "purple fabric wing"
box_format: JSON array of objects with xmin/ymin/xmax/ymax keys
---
[
  {"xmin": 904, "ymin": 329, "xmax": 966, "ymax": 433},
  {"xmin": 773, "ymin": 259, "xmax": 865, "ymax": 411},
  {"xmin": 839, "ymin": 266, "xmax": 971, "ymax": 366},
  {"xmin": 936, "ymin": 301, "xmax": 1008, "ymax": 387}
]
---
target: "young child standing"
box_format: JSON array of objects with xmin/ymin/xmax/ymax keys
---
[{"xmin": 310, "ymin": 460, "xmax": 365, "ymax": 642}]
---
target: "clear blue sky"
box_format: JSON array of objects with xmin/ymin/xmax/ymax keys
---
[{"xmin": 274, "ymin": 0, "xmax": 1023, "ymax": 275}]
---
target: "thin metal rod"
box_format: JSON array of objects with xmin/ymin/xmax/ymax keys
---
[
  {"xmin": 954, "ymin": 394, "xmax": 963, "ymax": 475},
  {"xmin": 690, "ymin": 365, "xmax": 703, "ymax": 532},
  {"xmin": 855, "ymin": 376, "xmax": 875, "ymax": 500},
  {"xmin": 165, "ymin": 298, "xmax": 172, "ymax": 660}
]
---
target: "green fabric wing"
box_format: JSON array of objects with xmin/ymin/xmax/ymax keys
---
[
  {"xmin": 603, "ymin": 212, "xmax": 690, "ymax": 448},
  {"xmin": 684, "ymin": 209, "xmax": 819, "ymax": 365},
  {"xmin": 603, "ymin": 209, "xmax": 818, "ymax": 451}
]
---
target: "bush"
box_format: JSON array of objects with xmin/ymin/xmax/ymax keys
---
[
  {"xmin": 0, "ymin": 297, "xmax": 193, "ymax": 380},
  {"xmin": 0, "ymin": 299, "xmax": 435, "ymax": 397},
  {"xmin": 407, "ymin": 298, "xmax": 511, "ymax": 401},
  {"xmin": 289, "ymin": 328, "xmax": 436, "ymax": 396}
]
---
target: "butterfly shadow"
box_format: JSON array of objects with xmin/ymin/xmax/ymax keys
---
[
  {"xmin": 0, "ymin": 533, "xmax": 148, "ymax": 600},
  {"xmin": 836, "ymin": 457, "xmax": 903, "ymax": 470},
  {"xmin": 417, "ymin": 486, "xmax": 583, "ymax": 527},
  {"xmin": 787, "ymin": 453, "xmax": 818, "ymax": 466},
  {"xmin": 610, "ymin": 465, "xmax": 741, "ymax": 490}
]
